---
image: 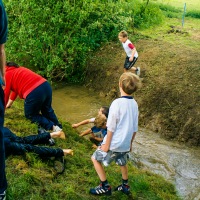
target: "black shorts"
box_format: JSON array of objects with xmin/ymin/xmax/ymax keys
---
[{"xmin": 124, "ymin": 56, "xmax": 138, "ymax": 70}]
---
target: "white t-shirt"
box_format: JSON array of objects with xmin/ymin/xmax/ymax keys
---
[
  {"xmin": 122, "ymin": 39, "xmax": 138, "ymax": 58},
  {"xmin": 89, "ymin": 117, "xmax": 95, "ymax": 123},
  {"xmin": 102, "ymin": 96, "xmax": 138, "ymax": 152}
]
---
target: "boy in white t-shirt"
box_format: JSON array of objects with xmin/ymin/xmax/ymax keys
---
[
  {"xmin": 118, "ymin": 30, "xmax": 140, "ymax": 76},
  {"xmin": 89, "ymin": 72, "xmax": 141, "ymax": 196}
]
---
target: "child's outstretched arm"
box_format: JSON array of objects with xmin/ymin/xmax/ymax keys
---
[
  {"xmin": 72, "ymin": 119, "xmax": 91, "ymax": 128},
  {"xmin": 80, "ymin": 128, "xmax": 92, "ymax": 137}
]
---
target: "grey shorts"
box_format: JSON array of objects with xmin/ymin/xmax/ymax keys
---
[{"xmin": 92, "ymin": 149, "xmax": 129, "ymax": 167}]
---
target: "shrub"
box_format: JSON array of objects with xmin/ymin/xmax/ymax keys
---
[
  {"xmin": 186, "ymin": 10, "xmax": 200, "ymax": 19},
  {"xmin": 4, "ymin": 0, "xmax": 164, "ymax": 83},
  {"xmin": 133, "ymin": 2, "xmax": 164, "ymax": 29},
  {"xmin": 5, "ymin": 0, "xmax": 128, "ymax": 82}
]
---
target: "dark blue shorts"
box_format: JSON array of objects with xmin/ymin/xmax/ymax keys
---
[{"xmin": 124, "ymin": 56, "xmax": 138, "ymax": 70}]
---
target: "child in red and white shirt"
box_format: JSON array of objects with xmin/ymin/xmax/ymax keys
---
[{"xmin": 118, "ymin": 30, "xmax": 140, "ymax": 76}]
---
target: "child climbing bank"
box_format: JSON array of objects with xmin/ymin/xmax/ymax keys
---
[{"xmin": 118, "ymin": 30, "xmax": 140, "ymax": 75}]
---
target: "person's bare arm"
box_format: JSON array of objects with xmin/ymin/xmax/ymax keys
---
[
  {"xmin": 72, "ymin": 119, "xmax": 91, "ymax": 128},
  {"xmin": 130, "ymin": 132, "xmax": 137, "ymax": 152},
  {"xmin": 6, "ymin": 99, "xmax": 14, "ymax": 108},
  {"xmin": 80, "ymin": 128, "xmax": 92, "ymax": 137},
  {"xmin": 129, "ymin": 48, "xmax": 136, "ymax": 62},
  {"xmin": 0, "ymin": 44, "xmax": 6, "ymax": 85}
]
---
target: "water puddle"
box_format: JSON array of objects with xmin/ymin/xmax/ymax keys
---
[{"xmin": 52, "ymin": 85, "xmax": 200, "ymax": 200}]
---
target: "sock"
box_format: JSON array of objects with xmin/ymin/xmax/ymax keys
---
[
  {"xmin": 101, "ymin": 180, "xmax": 109, "ymax": 188},
  {"xmin": 122, "ymin": 179, "xmax": 128, "ymax": 186}
]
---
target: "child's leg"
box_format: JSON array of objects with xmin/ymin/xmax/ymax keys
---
[
  {"xmin": 120, "ymin": 165, "xmax": 128, "ymax": 180},
  {"xmin": 90, "ymin": 155, "xmax": 111, "ymax": 195},
  {"xmin": 91, "ymin": 157, "xmax": 106, "ymax": 181},
  {"xmin": 5, "ymin": 141, "xmax": 64, "ymax": 157},
  {"xmin": 20, "ymin": 132, "xmax": 50, "ymax": 145},
  {"xmin": 115, "ymin": 165, "xmax": 130, "ymax": 195}
]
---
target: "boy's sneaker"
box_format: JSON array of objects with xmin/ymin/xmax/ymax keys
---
[
  {"xmin": 114, "ymin": 184, "xmax": 130, "ymax": 195},
  {"xmin": 90, "ymin": 184, "xmax": 111, "ymax": 196},
  {"xmin": 136, "ymin": 67, "xmax": 140, "ymax": 76},
  {"xmin": 53, "ymin": 125, "xmax": 62, "ymax": 132},
  {"xmin": 49, "ymin": 138, "xmax": 55, "ymax": 146},
  {"xmin": 0, "ymin": 191, "xmax": 6, "ymax": 200}
]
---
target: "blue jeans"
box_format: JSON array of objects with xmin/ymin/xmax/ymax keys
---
[
  {"xmin": 24, "ymin": 81, "xmax": 61, "ymax": 130},
  {"xmin": 0, "ymin": 87, "xmax": 7, "ymax": 193},
  {"xmin": 3, "ymin": 127, "xmax": 64, "ymax": 158}
]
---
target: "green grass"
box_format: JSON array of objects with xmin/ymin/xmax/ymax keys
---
[
  {"xmin": 134, "ymin": 17, "xmax": 200, "ymax": 50},
  {"xmin": 153, "ymin": 0, "xmax": 200, "ymax": 11},
  {"xmin": 4, "ymin": 99, "xmax": 181, "ymax": 200}
]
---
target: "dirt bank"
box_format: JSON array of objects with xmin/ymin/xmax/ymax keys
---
[{"xmin": 85, "ymin": 37, "xmax": 200, "ymax": 146}]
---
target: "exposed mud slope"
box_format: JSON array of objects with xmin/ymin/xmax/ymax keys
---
[{"xmin": 85, "ymin": 38, "xmax": 200, "ymax": 146}]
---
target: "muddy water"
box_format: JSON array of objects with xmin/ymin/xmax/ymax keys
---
[
  {"xmin": 52, "ymin": 85, "xmax": 108, "ymax": 131},
  {"xmin": 52, "ymin": 86, "xmax": 200, "ymax": 200}
]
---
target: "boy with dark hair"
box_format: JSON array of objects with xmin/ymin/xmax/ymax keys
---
[
  {"xmin": 89, "ymin": 72, "xmax": 141, "ymax": 196},
  {"xmin": 118, "ymin": 30, "xmax": 140, "ymax": 75}
]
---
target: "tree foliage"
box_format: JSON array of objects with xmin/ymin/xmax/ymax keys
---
[{"xmin": 4, "ymin": 0, "xmax": 163, "ymax": 83}]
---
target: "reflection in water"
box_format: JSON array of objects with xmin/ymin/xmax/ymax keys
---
[{"xmin": 52, "ymin": 86, "xmax": 200, "ymax": 200}]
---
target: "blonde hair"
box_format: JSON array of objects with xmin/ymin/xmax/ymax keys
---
[
  {"xmin": 94, "ymin": 114, "xmax": 107, "ymax": 128},
  {"xmin": 118, "ymin": 30, "xmax": 128, "ymax": 38},
  {"xmin": 119, "ymin": 72, "xmax": 141, "ymax": 95}
]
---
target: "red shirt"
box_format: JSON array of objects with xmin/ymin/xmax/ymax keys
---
[{"xmin": 4, "ymin": 66, "xmax": 46, "ymax": 105}]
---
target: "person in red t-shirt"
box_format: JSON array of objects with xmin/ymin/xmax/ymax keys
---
[{"xmin": 4, "ymin": 62, "xmax": 62, "ymax": 134}]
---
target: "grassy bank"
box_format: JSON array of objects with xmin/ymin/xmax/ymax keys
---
[{"xmin": 4, "ymin": 100, "xmax": 181, "ymax": 200}]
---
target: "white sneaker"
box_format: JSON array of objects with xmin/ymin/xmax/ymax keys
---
[
  {"xmin": 0, "ymin": 191, "xmax": 6, "ymax": 200},
  {"xmin": 136, "ymin": 67, "xmax": 140, "ymax": 76},
  {"xmin": 53, "ymin": 125, "xmax": 62, "ymax": 132}
]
